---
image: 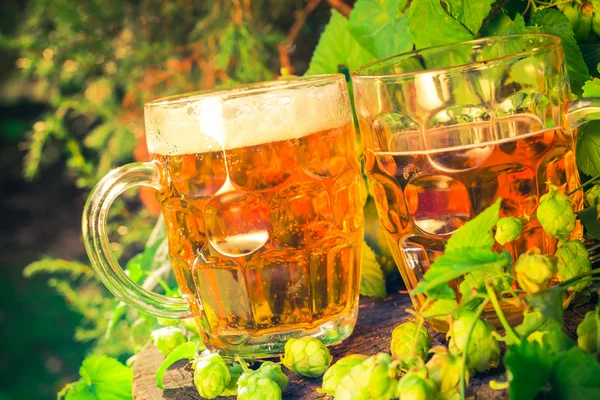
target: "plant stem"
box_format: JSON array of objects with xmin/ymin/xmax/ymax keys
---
[
  {"xmin": 460, "ymin": 298, "xmax": 490, "ymax": 400},
  {"xmin": 558, "ymin": 267, "xmax": 600, "ymax": 288},
  {"xmin": 485, "ymin": 282, "xmax": 521, "ymax": 345},
  {"xmin": 567, "ymin": 172, "xmax": 600, "ymax": 196}
]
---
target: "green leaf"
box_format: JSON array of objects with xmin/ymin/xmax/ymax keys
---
[
  {"xmin": 306, "ymin": 10, "xmax": 376, "ymax": 75},
  {"xmin": 360, "ymin": 242, "xmax": 387, "ymax": 297},
  {"xmin": 407, "ymin": 0, "xmax": 473, "ymax": 49},
  {"xmin": 61, "ymin": 356, "xmax": 133, "ymax": 400},
  {"xmin": 413, "ymin": 248, "xmax": 508, "ymax": 299},
  {"xmin": 577, "ymin": 121, "xmax": 600, "ymax": 177},
  {"xmin": 481, "ymin": 12, "xmax": 526, "ymax": 36},
  {"xmin": 529, "ymin": 9, "xmax": 590, "ymax": 85},
  {"xmin": 445, "ymin": 0, "xmax": 495, "ymax": 35},
  {"xmin": 583, "ymin": 78, "xmax": 600, "ymax": 98},
  {"xmin": 156, "ymin": 341, "xmax": 203, "ymax": 390},
  {"xmin": 577, "ymin": 306, "xmax": 600, "ymax": 354},
  {"xmin": 445, "ymin": 198, "xmax": 501, "ymax": 252},
  {"xmin": 549, "ymin": 346, "xmax": 600, "ymax": 399},
  {"xmin": 578, "ymin": 206, "xmax": 600, "ymax": 241},
  {"xmin": 504, "ymin": 339, "xmax": 555, "ymax": 400},
  {"xmin": 348, "ymin": 0, "xmax": 413, "ymax": 59},
  {"xmin": 421, "ymin": 299, "xmax": 458, "ymax": 319},
  {"xmin": 526, "ymin": 285, "xmax": 566, "ymax": 325}
]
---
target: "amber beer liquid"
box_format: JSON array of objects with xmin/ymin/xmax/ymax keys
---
[
  {"xmin": 365, "ymin": 114, "xmax": 582, "ymax": 314},
  {"xmin": 148, "ymin": 85, "xmax": 364, "ymax": 353}
]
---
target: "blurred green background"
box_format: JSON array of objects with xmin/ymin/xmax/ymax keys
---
[{"xmin": 0, "ymin": 1, "xmax": 338, "ymax": 398}]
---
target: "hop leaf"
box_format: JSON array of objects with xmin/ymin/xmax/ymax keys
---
[
  {"xmin": 556, "ymin": 240, "xmax": 592, "ymax": 292},
  {"xmin": 59, "ymin": 356, "xmax": 133, "ymax": 400},
  {"xmin": 282, "ymin": 337, "xmax": 332, "ymax": 378},
  {"xmin": 221, "ymin": 363, "xmax": 244, "ymax": 396},
  {"xmin": 360, "ymin": 242, "xmax": 387, "ymax": 298},
  {"xmin": 577, "ymin": 307, "xmax": 600, "ymax": 354},
  {"xmin": 321, "ymin": 354, "xmax": 368, "ymax": 396},
  {"xmin": 390, "ymin": 321, "xmax": 432, "ymax": 369},
  {"xmin": 448, "ymin": 310, "xmax": 500, "ymax": 373}
]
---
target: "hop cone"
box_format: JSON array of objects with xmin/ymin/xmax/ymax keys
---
[
  {"xmin": 193, "ymin": 353, "xmax": 230, "ymax": 399},
  {"xmin": 448, "ymin": 311, "xmax": 500, "ymax": 373},
  {"xmin": 237, "ymin": 371, "xmax": 282, "ymax": 400},
  {"xmin": 495, "ymin": 216, "xmax": 522, "ymax": 245},
  {"xmin": 151, "ymin": 327, "xmax": 186, "ymax": 356},
  {"xmin": 282, "ymin": 337, "xmax": 331, "ymax": 377},
  {"xmin": 577, "ymin": 309, "xmax": 599, "ymax": 354},
  {"xmin": 396, "ymin": 370, "xmax": 436, "ymax": 400},
  {"xmin": 585, "ymin": 184, "xmax": 600, "ymax": 207},
  {"xmin": 556, "ymin": 240, "xmax": 592, "ymax": 292},
  {"xmin": 515, "ymin": 248, "xmax": 557, "ymax": 294},
  {"xmin": 257, "ymin": 361, "xmax": 288, "ymax": 391},
  {"xmin": 335, "ymin": 353, "xmax": 398, "ymax": 400},
  {"xmin": 390, "ymin": 321, "xmax": 432, "ymax": 369},
  {"xmin": 537, "ymin": 184, "xmax": 576, "ymax": 240},
  {"xmin": 426, "ymin": 347, "xmax": 466, "ymax": 399},
  {"xmin": 221, "ymin": 363, "xmax": 243, "ymax": 396},
  {"xmin": 321, "ymin": 354, "xmax": 368, "ymax": 396}
]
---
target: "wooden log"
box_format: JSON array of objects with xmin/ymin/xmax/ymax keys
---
[{"xmin": 132, "ymin": 292, "xmax": 592, "ymax": 400}]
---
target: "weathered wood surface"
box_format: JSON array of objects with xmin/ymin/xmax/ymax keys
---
[{"xmin": 132, "ymin": 292, "xmax": 593, "ymax": 400}]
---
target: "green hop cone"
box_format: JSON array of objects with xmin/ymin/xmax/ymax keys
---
[
  {"xmin": 335, "ymin": 353, "xmax": 398, "ymax": 400},
  {"xmin": 495, "ymin": 216, "xmax": 523, "ymax": 245},
  {"xmin": 321, "ymin": 354, "xmax": 368, "ymax": 396},
  {"xmin": 577, "ymin": 308, "xmax": 599, "ymax": 354},
  {"xmin": 257, "ymin": 361, "xmax": 288, "ymax": 391},
  {"xmin": 426, "ymin": 347, "xmax": 466, "ymax": 399},
  {"xmin": 396, "ymin": 370, "xmax": 436, "ymax": 400},
  {"xmin": 221, "ymin": 363, "xmax": 243, "ymax": 396},
  {"xmin": 556, "ymin": 240, "xmax": 592, "ymax": 292},
  {"xmin": 193, "ymin": 353, "xmax": 230, "ymax": 399},
  {"xmin": 585, "ymin": 184, "xmax": 600, "ymax": 207},
  {"xmin": 448, "ymin": 311, "xmax": 500, "ymax": 373},
  {"xmin": 390, "ymin": 321, "xmax": 432, "ymax": 369},
  {"xmin": 237, "ymin": 370, "xmax": 282, "ymax": 400},
  {"xmin": 515, "ymin": 248, "xmax": 557, "ymax": 294},
  {"xmin": 151, "ymin": 326, "xmax": 186, "ymax": 356},
  {"xmin": 282, "ymin": 337, "xmax": 331, "ymax": 377},
  {"xmin": 537, "ymin": 184, "xmax": 576, "ymax": 241}
]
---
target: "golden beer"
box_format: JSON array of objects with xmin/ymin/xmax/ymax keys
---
[{"xmin": 144, "ymin": 76, "xmax": 364, "ymax": 355}]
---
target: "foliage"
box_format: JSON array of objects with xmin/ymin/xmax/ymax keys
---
[{"xmin": 10, "ymin": 0, "xmax": 600, "ymax": 398}]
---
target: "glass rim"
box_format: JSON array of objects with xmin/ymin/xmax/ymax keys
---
[
  {"xmin": 352, "ymin": 33, "xmax": 561, "ymax": 80},
  {"xmin": 144, "ymin": 74, "xmax": 345, "ymax": 108}
]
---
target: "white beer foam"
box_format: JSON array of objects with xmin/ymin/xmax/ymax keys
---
[{"xmin": 145, "ymin": 81, "xmax": 351, "ymax": 156}]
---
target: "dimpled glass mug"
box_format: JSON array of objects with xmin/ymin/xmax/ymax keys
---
[
  {"xmin": 352, "ymin": 34, "xmax": 600, "ymax": 330},
  {"xmin": 82, "ymin": 75, "xmax": 365, "ymax": 357}
]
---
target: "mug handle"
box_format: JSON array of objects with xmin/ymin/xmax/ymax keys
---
[
  {"xmin": 82, "ymin": 161, "xmax": 190, "ymax": 319},
  {"xmin": 566, "ymin": 98, "xmax": 600, "ymax": 130}
]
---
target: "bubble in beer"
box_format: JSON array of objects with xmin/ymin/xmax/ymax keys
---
[
  {"xmin": 245, "ymin": 249, "xmax": 311, "ymax": 328},
  {"xmin": 405, "ymin": 175, "xmax": 471, "ymax": 236},
  {"xmin": 369, "ymin": 173, "xmax": 410, "ymax": 233},
  {"xmin": 192, "ymin": 255, "xmax": 255, "ymax": 332},
  {"xmin": 470, "ymin": 164, "xmax": 536, "ymax": 217},
  {"xmin": 309, "ymin": 236, "xmax": 355, "ymax": 318},
  {"xmin": 205, "ymin": 192, "xmax": 270, "ymax": 258},
  {"xmin": 270, "ymin": 182, "xmax": 333, "ymax": 246},
  {"xmin": 333, "ymin": 170, "xmax": 365, "ymax": 232}
]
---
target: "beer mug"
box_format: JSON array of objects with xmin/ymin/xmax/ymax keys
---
[
  {"xmin": 82, "ymin": 75, "xmax": 365, "ymax": 356},
  {"xmin": 352, "ymin": 34, "xmax": 599, "ymax": 327}
]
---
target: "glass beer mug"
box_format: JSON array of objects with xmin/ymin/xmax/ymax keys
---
[
  {"xmin": 352, "ymin": 34, "xmax": 599, "ymax": 328},
  {"xmin": 82, "ymin": 75, "xmax": 365, "ymax": 356}
]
